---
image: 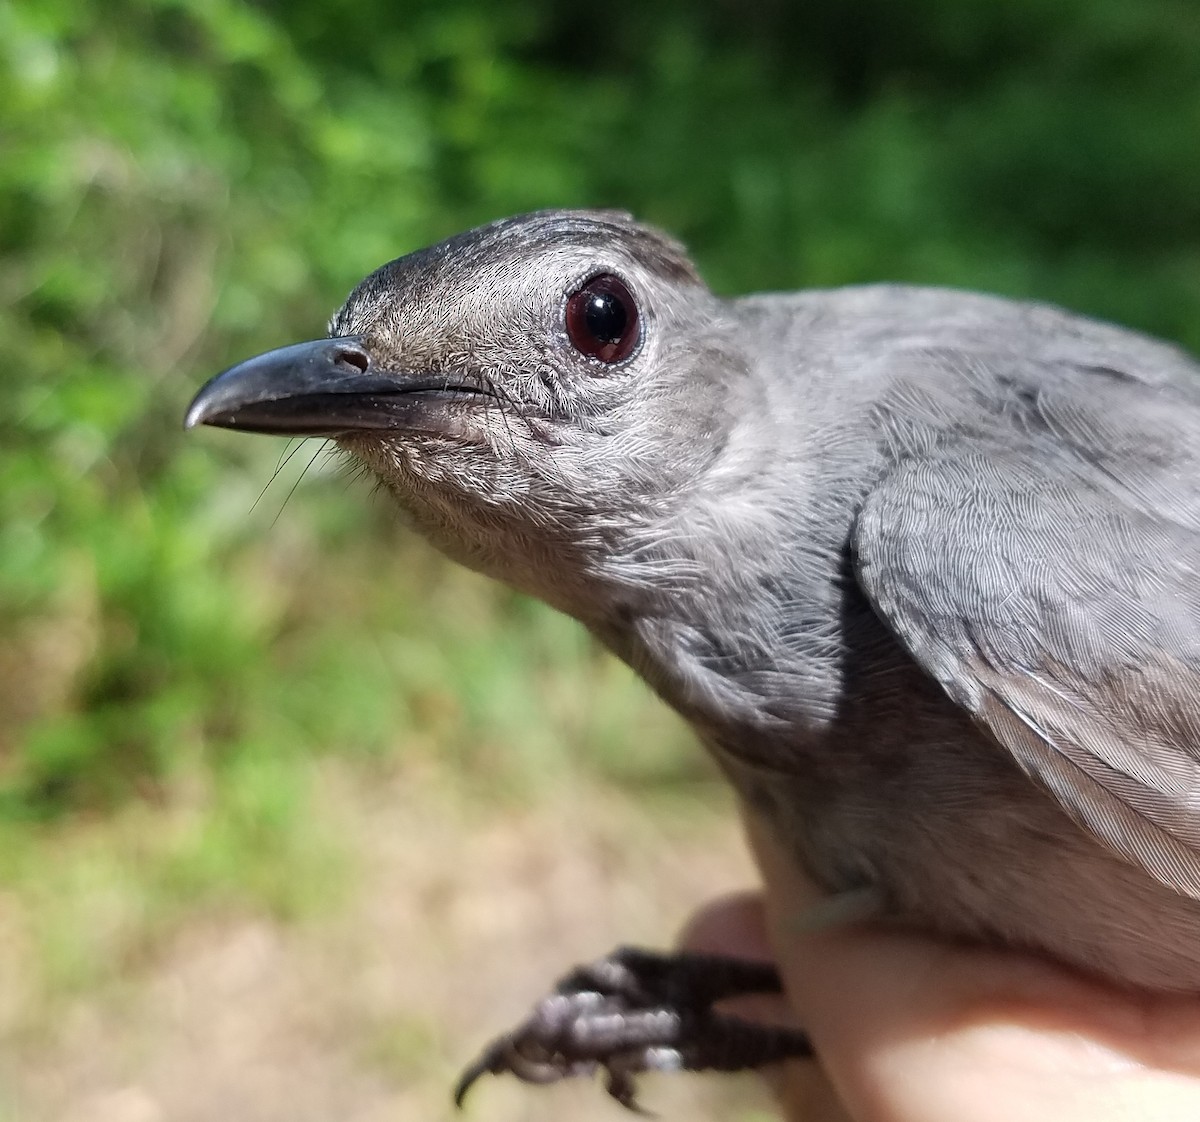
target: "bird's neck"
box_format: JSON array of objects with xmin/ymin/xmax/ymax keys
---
[{"xmin": 578, "ymin": 475, "xmax": 867, "ymax": 753}]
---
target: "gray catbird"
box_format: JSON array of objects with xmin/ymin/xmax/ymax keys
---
[{"xmin": 187, "ymin": 209, "xmax": 1200, "ymax": 1108}]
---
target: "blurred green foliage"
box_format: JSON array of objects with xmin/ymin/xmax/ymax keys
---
[{"xmin": 2, "ymin": 0, "xmax": 1199, "ymax": 911}]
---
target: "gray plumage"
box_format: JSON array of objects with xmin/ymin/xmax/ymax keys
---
[{"xmin": 188, "ymin": 209, "xmax": 1200, "ymax": 994}]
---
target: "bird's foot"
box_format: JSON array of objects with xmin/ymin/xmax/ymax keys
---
[{"xmin": 454, "ymin": 945, "xmax": 813, "ymax": 1112}]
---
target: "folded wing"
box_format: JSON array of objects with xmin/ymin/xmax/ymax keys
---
[{"xmin": 854, "ymin": 447, "xmax": 1200, "ymax": 897}]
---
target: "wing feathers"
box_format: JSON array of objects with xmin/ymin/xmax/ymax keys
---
[{"xmin": 855, "ymin": 451, "xmax": 1200, "ymax": 899}]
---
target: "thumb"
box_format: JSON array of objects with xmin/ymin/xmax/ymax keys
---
[{"xmin": 743, "ymin": 812, "xmax": 1200, "ymax": 1122}]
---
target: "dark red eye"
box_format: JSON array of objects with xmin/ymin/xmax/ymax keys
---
[{"xmin": 565, "ymin": 274, "xmax": 640, "ymax": 364}]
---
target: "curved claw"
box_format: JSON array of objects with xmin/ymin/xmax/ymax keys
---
[
  {"xmin": 604, "ymin": 1065, "xmax": 654, "ymax": 1115},
  {"xmin": 454, "ymin": 1044, "xmax": 554, "ymax": 1107},
  {"xmin": 453, "ymin": 946, "xmax": 812, "ymax": 1112},
  {"xmin": 453, "ymin": 1057, "xmax": 487, "ymax": 1109},
  {"xmin": 454, "ymin": 1035, "xmax": 596, "ymax": 1108}
]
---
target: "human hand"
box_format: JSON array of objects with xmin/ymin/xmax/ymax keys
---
[{"xmin": 680, "ymin": 816, "xmax": 1200, "ymax": 1122}]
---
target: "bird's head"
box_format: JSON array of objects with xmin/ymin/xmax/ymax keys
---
[{"xmin": 187, "ymin": 211, "xmax": 753, "ymax": 614}]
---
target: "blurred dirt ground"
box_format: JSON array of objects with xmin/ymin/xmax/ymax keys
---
[{"xmin": 0, "ymin": 760, "xmax": 776, "ymax": 1122}]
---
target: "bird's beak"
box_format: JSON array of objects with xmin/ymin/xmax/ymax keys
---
[{"xmin": 185, "ymin": 336, "xmax": 485, "ymax": 437}]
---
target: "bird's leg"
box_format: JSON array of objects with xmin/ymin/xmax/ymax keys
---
[{"xmin": 454, "ymin": 946, "xmax": 813, "ymax": 1112}]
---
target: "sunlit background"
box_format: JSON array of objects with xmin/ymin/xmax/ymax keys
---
[{"xmin": 3, "ymin": 1, "xmax": 1200, "ymax": 1118}]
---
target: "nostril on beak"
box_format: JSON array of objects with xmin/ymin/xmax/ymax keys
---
[{"xmin": 334, "ymin": 344, "xmax": 370, "ymax": 374}]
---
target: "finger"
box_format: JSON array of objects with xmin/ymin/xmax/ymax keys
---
[
  {"xmin": 743, "ymin": 812, "xmax": 1200, "ymax": 1122},
  {"xmin": 677, "ymin": 890, "xmax": 774, "ymax": 960},
  {"xmin": 678, "ymin": 892, "xmax": 852, "ymax": 1122},
  {"xmin": 675, "ymin": 890, "xmax": 793, "ymax": 1027}
]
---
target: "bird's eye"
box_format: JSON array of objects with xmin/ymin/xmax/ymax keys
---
[{"xmin": 565, "ymin": 274, "xmax": 640, "ymax": 364}]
